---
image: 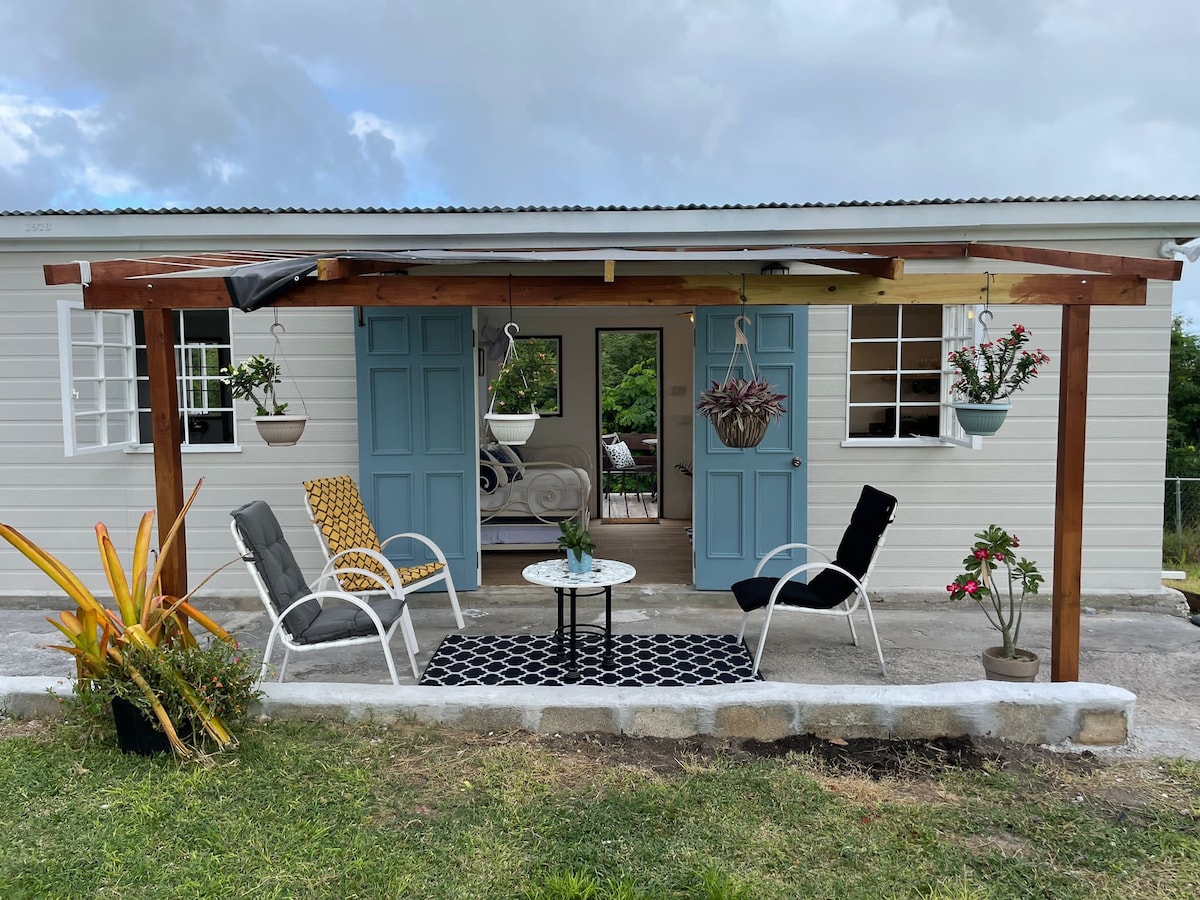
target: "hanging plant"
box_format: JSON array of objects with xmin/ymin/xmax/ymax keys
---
[
  {"xmin": 221, "ymin": 320, "xmax": 309, "ymax": 447},
  {"xmin": 484, "ymin": 322, "xmax": 541, "ymax": 445},
  {"xmin": 697, "ymin": 312, "xmax": 787, "ymax": 448},
  {"xmin": 697, "ymin": 377, "xmax": 787, "ymax": 448}
]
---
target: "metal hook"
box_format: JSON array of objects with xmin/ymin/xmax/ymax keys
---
[
  {"xmin": 270, "ymin": 322, "xmax": 286, "ymax": 336},
  {"xmin": 733, "ymin": 314, "xmax": 751, "ymax": 346},
  {"xmin": 503, "ymin": 322, "xmax": 520, "ymax": 339}
]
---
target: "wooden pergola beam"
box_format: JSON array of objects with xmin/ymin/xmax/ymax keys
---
[
  {"xmin": 826, "ymin": 243, "xmax": 1183, "ymax": 280},
  {"xmin": 61, "ymin": 272, "xmax": 1147, "ymax": 310}
]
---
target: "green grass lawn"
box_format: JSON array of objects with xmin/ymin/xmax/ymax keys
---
[{"xmin": 0, "ymin": 717, "xmax": 1197, "ymax": 899}]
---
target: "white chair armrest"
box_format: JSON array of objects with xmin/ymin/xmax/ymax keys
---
[
  {"xmin": 752, "ymin": 542, "xmax": 833, "ymax": 577},
  {"xmin": 322, "ymin": 547, "xmax": 406, "ymax": 594},
  {"xmin": 768, "ymin": 561, "xmax": 869, "ymax": 614},
  {"xmin": 379, "ymin": 532, "xmax": 451, "ymax": 566},
  {"xmin": 276, "ymin": 588, "xmax": 393, "ymax": 637}
]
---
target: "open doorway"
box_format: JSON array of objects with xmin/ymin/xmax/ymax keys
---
[{"xmin": 597, "ymin": 328, "xmax": 661, "ymax": 523}]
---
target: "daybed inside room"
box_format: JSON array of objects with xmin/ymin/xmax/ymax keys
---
[{"xmin": 480, "ymin": 443, "xmax": 592, "ymax": 549}]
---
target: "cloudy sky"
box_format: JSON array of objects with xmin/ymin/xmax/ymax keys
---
[{"xmin": 2, "ymin": 0, "xmax": 1198, "ymax": 317}]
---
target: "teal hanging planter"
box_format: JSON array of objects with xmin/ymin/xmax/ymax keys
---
[{"xmin": 953, "ymin": 403, "xmax": 1011, "ymax": 436}]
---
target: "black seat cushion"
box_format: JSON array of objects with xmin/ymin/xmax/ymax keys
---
[
  {"xmin": 231, "ymin": 500, "xmax": 322, "ymax": 637},
  {"xmin": 732, "ymin": 485, "xmax": 897, "ymax": 612}
]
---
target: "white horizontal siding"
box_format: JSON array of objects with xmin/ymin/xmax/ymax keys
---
[{"xmin": 806, "ymin": 259, "xmax": 1172, "ymax": 593}]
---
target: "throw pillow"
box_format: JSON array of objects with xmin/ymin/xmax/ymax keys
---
[
  {"xmin": 604, "ymin": 439, "xmax": 636, "ymax": 470},
  {"xmin": 487, "ymin": 443, "xmax": 524, "ymax": 482},
  {"xmin": 479, "ymin": 448, "xmax": 507, "ymax": 493}
]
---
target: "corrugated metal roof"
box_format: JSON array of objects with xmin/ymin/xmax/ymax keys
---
[{"xmin": 3, "ymin": 195, "xmax": 1200, "ymax": 217}]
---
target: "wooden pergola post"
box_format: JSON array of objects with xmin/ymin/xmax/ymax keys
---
[
  {"xmin": 1051, "ymin": 304, "xmax": 1091, "ymax": 681},
  {"xmin": 142, "ymin": 308, "xmax": 188, "ymax": 599}
]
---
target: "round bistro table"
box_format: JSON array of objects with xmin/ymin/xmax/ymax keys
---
[{"xmin": 521, "ymin": 558, "xmax": 636, "ymax": 682}]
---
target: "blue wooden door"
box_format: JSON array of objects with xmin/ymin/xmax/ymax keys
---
[
  {"xmin": 692, "ymin": 307, "xmax": 808, "ymax": 590},
  {"xmin": 356, "ymin": 308, "xmax": 478, "ymax": 590}
]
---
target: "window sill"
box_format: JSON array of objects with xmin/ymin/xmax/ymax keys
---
[
  {"xmin": 125, "ymin": 444, "xmax": 243, "ymax": 454},
  {"xmin": 840, "ymin": 437, "xmax": 957, "ymax": 448}
]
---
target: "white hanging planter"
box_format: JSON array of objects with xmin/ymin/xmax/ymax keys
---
[
  {"xmin": 484, "ymin": 412, "xmax": 539, "ymax": 445},
  {"xmin": 253, "ymin": 415, "xmax": 308, "ymax": 447}
]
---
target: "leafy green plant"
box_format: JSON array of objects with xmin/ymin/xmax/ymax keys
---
[
  {"xmin": 696, "ymin": 377, "xmax": 787, "ymax": 432},
  {"xmin": 948, "ymin": 324, "xmax": 1050, "ymax": 404},
  {"xmin": 556, "ymin": 518, "xmax": 596, "ymax": 557},
  {"xmin": 946, "ymin": 524, "xmax": 1043, "ymax": 658},
  {"xmin": 0, "ymin": 479, "xmax": 259, "ymax": 758},
  {"xmin": 221, "ymin": 353, "xmax": 289, "ymax": 415},
  {"xmin": 488, "ymin": 338, "xmax": 558, "ymax": 415}
]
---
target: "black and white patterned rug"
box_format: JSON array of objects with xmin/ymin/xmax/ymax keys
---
[{"xmin": 419, "ymin": 633, "xmax": 763, "ymax": 687}]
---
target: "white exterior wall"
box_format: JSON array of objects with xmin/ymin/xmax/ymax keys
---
[
  {"xmin": 1, "ymin": 249, "xmax": 362, "ymax": 600},
  {"xmin": 806, "ymin": 239, "xmax": 1172, "ymax": 596},
  {"xmin": 0, "ymin": 209, "xmax": 1186, "ymax": 602}
]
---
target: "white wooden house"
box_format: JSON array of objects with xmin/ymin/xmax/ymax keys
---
[{"xmin": 1, "ymin": 197, "xmax": 1194, "ymax": 648}]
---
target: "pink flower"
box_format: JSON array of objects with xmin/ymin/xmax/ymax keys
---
[
  {"xmin": 993, "ymin": 552, "xmax": 1004, "ymax": 562},
  {"xmin": 973, "ymin": 548, "xmax": 989, "ymax": 560},
  {"xmin": 1012, "ymin": 535, "xmax": 1020, "ymax": 546},
  {"xmin": 946, "ymin": 584, "xmax": 956, "ymax": 593},
  {"xmin": 964, "ymin": 580, "xmax": 980, "ymax": 594},
  {"xmin": 1013, "ymin": 324, "xmax": 1026, "ymax": 334}
]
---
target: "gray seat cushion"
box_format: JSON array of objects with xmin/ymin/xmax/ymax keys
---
[{"xmin": 231, "ymin": 499, "xmax": 406, "ymax": 645}]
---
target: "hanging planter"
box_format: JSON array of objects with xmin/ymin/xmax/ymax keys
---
[
  {"xmin": 696, "ymin": 312, "xmax": 787, "ymax": 449},
  {"xmin": 951, "ymin": 402, "xmax": 1011, "ymax": 436},
  {"xmin": 221, "ymin": 320, "xmax": 311, "ymax": 447},
  {"xmin": 946, "ymin": 288, "xmax": 1050, "ymax": 437},
  {"xmin": 484, "ymin": 322, "xmax": 542, "ymax": 446},
  {"xmin": 253, "ymin": 414, "xmax": 309, "ymax": 447}
]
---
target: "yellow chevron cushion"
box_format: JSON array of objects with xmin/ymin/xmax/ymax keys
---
[{"xmin": 303, "ymin": 474, "xmax": 444, "ymax": 592}]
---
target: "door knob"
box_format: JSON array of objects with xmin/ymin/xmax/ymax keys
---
[{"xmin": 792, "ymin": 457, "xmax": 803, "ymax": 467}]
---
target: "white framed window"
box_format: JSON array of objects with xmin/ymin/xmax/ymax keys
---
[
  {"xmin": 59, "ymin": 304, "xmax": 237, "ymax": 456},
  {"xmin": 844, "ymin": 304, "xmax": 981, "ymax": 447},
  {"xmin": 58, "ymin": 301, "xmax": 139, "ymax": 455},
  {"xmin": 135, "ymin": 310, "xmax": 236, "ymax": 447}
]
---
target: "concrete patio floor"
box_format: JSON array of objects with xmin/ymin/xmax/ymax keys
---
[{"xmin": 2, "ymin": 586, "xmax": 1197, "ymax": 760}]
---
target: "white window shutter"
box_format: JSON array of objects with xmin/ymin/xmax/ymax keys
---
[
  {"xmin": 939, "ymin": 305, "xmax": 983, "ymax": 449},
  {"xmin": 57, "ymin": 300, "xmax": 139, "ymax": 456}
]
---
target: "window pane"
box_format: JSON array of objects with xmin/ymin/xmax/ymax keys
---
[
  {"xmin": 72, "ymin": 346, "xmax": 100, "ymax": 379},
  {"xmin": 105, "ymin": 380, "xmax": 133, "ymax": 411},
  {"xmin": 849, "ymin": 405, "xmax": 894, "ymax": 438},
  {"xmin": 901, "ymin": 305, "xmax": 940, "ymax": 337},
  {"xmin": 104, "ymin": 346, "xmax": 131, "ymax": 378},
  {"xmin": 850, "ymin": 341, "xmax": 896, "ymax": 371},
  {"xmin": 851, "ymin": 306, "xmax": 898, "ymax": 339},
  {"xmin": 74, "ymin": 380, "xmax": 100, "ymax": 413},
  {"xmin": 849, "ymin": 374, "xmax": 895, "ymax": 404},
  {"xmin": 899, "ymin": 405, "xmax": 940, "ymax": 437},
  {"xmin": 106, "ymin": 414, "xmax": 134, "ymax": 443},
  {"xmin": 900, "ymin": 340, "xmax": 941, "ymax": 370},
  {"xmin": 75, "ymin": 416, "xmax": 101, "ymax": 445}
]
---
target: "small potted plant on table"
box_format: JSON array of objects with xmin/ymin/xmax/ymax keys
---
[
  {"xmin": 946, "ymin": 524, "xmax": 1044, "ymax": 681},
  {"xmin": 948, "ymin": 324, "xmax": 1050, "ymax": 436},
  {"xmin": 557, "ymin": 518, "xmax": 597, "ymax": 574}
]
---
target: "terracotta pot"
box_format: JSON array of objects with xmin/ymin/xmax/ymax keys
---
[
  {"xmin": 981, "ymin": 646, "xmax": 1040, "ymax": 682},
  {"xmin": 253, "ymin": 414, "xmax": 308, "ymax": 447}
]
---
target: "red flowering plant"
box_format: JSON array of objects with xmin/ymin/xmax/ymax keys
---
[
  {"xmin": 948, "ymin": 324, "xmax": 1051, "ymax": 404},
  {"xmin": 946, "ymin": 525, "xmax": 1043, "ymax": 659}
]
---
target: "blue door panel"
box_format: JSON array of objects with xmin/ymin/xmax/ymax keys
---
[
  {"xmin": 357, "ymin": 308, "xmax": 477, "ymax": 590},
  {"xmin": 693, "ymin": 306, "xmax": 808, "ymax": 590}
]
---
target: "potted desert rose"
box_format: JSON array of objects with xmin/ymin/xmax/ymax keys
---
[
  {"xmin": 946, "ymin": 524, "xmax": 1044, "ymax": 681},
  {"xmin": 948, "ymin": 324, "xmax": 1051, "ymax": 436}
]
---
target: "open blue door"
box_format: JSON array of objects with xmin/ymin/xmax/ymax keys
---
[
  {"xmin": 693, "ymin": 307, "xmax": 808, "ymax": 590},
  {"xmin": 356, "ymin": 308, "xmax": 478, "ymax": 590}
]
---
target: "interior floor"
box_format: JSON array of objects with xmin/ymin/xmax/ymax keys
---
[{"xmin": 481, "ymin": 518, "xmax": 693, "ymax": 586}]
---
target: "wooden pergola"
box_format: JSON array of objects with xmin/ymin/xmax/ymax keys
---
[{"xmin": 44, "ymin": 242, "xmax": 1183, "ymax": 682}]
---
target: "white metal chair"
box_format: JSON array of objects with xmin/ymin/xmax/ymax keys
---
[
  {"xmin": 302, "ymin": 474, "xmax": 464, "ymax": 631},
  {"xmin": 230, "ymin": 499, "xmax": 420, "ymax": 684},
  {"xmin": 732, "ymin": 485, "xmax": 897, "ymax": 677}
]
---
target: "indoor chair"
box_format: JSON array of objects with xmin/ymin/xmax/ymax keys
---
[{"xmin": 731, "ymin": 484, "xmax": 897, "ymax": 677}]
